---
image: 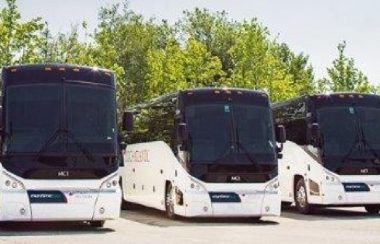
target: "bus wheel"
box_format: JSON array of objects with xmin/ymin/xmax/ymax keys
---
[
  {"xmin": 90, "ymin": 221, "xmax": 105, "ymax": 228},
  {"xmin": 295, "ymin": 178, "xmax": 313, "ymax": 214},
  {"xmin": 165, "ymin": 183, "xmax": 176, "ymax": 219},
  {"xmin": 365, "ymin": 205, "xmax": 380, "ymax": 214}
]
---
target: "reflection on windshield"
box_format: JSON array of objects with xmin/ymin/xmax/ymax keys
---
[
  {"xmin": 67, "ymin": 84, "xmax": 116, "ymax": 153},
  {"xmin": 317, "ymin": 106, "xmax": 380, "ymax": 156},
  {"xmin": 185, "ymin": 103, "xmax": 275, "ymax": 163},
  {"xmin": 4, "ymin": 83, "xmax": 116, "ymax": 154},
  {"xmin": 5, "ymin": 85, "xmax": 61, "ymax": 153}
]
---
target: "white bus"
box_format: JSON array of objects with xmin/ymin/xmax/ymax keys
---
[
  {"xmin": 0, "ymin": 64, "xmax": 122, "ymax": 227},
  {"xmin": 273, "ymin": 93, "xmax": 380, "ymax": 214},
  {"xmin": 120, "ymin": 88, "xmax": 286, "ymax": 219}
]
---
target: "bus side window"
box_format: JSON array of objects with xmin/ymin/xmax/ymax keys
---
[{"xmin": 284, "ymin": 119, "xmax": 307, "ymax": 145}]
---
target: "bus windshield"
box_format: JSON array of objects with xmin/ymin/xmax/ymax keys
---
[
  {"xmin": 4, "ymin": 83, "xmax": 117, "ymax": 155},
  {"xmin": 185, "ymin": 103, "xmax": 276, "ymax": 163},
  {"xmin": 317, "ymin": 106, "xmax": 380, "ymax": 157}
]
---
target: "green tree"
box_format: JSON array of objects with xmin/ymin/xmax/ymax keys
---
[
  {"xmin": 179, "ymin": 8, "xmax": 238, "ymax": 78},
  {"xmin": 146, "ymin": 38, "xmax": 226, "ymax": 98},
  {"xmin": 91, "ymin": 2, "xmax": 174, "ymax": 108},
  {"xmin": 323, "ymin": 41, "xmax": 373, "ymax": 92},
  {"xmin": 0, "ymin": 0, "xmax": 45, "ymax": 66},
  {"xmin": 228, "ymin": 21, "xmax": 297, "ymax": 101},
  {"xmin": 274, "ymin": 43, "xmax": 314, "ymax": 95}
]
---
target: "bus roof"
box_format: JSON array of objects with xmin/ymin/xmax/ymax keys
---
[
  {"xmin": 272, "ymin": 92, "xmax": 380, "ymax": 110},
  {"xmin": 2, "ymin": 63, "xmax": 115, "ymax": 88},
  {"xmin": 128, "ymin": 87, "xmax": 269, "ymax": 112}
]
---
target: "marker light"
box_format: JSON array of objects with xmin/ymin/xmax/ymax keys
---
[
  {"xmin": 93, "ymin": 66, "xmax": 99, "ymax": 71},
  {"xmin": 11, "ymin": 182, "xmax": 17, "ymax": 188}
]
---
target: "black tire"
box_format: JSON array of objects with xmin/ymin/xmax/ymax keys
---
[
  {"xmin": 281, "ymin": 202, "xmax": 292, "ymax": 208},
  {"xmin": 295, "ymin": 178, "xmax": 313, "ymax": 214},
  {"xmin": 250, "ymin": 217, "xmax": 261, "ymax": 222},
  {"xmin": 365, "ymin": 205, "xmax": 380, "ymax": 214},
  {"xmin": 165, "ymin": 183, "xmax": 176, "ymax": 219},
  {"xmin": 90, "ymin": 221, "xmax": 105, "ymax": 228}
]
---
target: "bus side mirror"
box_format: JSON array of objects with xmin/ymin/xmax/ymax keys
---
[
  {"xmin": 276, "ymin": 125, "xmax": 286, "ymax": 143},
  {"xmin": 311, "ymin": 123, "xmax": 320, "ymax": 140},
  {"xmin": 177, "ymin": 123, "xmax": 188, "ymax": 147},
  {"xmin": 122, "ymin": 112, "xmax": 134, "ymax": 132},
  {"xmin": 120, "ymin": 141, "xmax": 127, "ymax": 151}
]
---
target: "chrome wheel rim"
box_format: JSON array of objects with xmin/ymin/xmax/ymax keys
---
[
  {"xmin": 166, "ymin": 186, "xmax": 175, "ymax": 216},
  {"xmin": 296, "ymin": 185, "xmax": 307, "ymax": 208}
]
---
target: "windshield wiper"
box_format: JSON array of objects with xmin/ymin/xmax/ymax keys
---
[
  {"xmin": 229, "ymin": 100, "xmax": 264, "ymax": 173},
  {"xmin": 342, "ymin": 106, "xmax": 380, "ymax": 164},
  {"xmin": 235, "ymin": 127, "xmax": 264, "ymax": 173},
  {"xmin": 358, "ymin": 121, "xmax": 380, "ymax": 165},
  {"xmin": 211, "ymin": 126, "xmax": 234, "ymax": 163},
  {"xmin": 37, "ymin": 128, "xmax": 95, "ymax": 162}
]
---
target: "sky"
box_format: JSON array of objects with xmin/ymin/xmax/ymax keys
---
[{"xmin": 5, "ymin": 0, "xmax": 380, "ymax": 84}]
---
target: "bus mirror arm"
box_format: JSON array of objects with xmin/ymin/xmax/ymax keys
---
[
  {"xmin": 276, "ymin": 125, "xmax": 286, "ymax": 143},
  {"xmin": 310, "ymin": 123, "xmax": 321, "ymax": 147},
  {"xmin": 178, "ymin": 123, "xmax": 188, "ymax": 149}
]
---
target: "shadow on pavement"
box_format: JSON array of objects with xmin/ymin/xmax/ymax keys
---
[
  {"xmin": 120, "ymin": 205, "xmax": 279, "ymax": 227},
  {"xmin": 281, "ymin": 205, "xmax": 380, "ymax": 221},
  {"xmin": 0, "ymin": 221, "xmax": 115, "ymax": 236}
]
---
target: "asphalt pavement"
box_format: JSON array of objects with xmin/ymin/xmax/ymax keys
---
[{"xmin": 0, "ymin": 206, "xmax": 379, "ymax": 244}]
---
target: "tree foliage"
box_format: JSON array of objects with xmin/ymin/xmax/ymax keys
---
[
  {"xmin": 319, "ymin": 41, "xmax": 374, "ymax": 93},
  {"xmin": 0, "ymin": 0, "xmax": 376, "ymax": 107}
]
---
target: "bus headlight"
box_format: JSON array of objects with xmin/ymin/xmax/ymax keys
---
[
  {"xmin": 3, "ymin": 171, "xmax": 25, "ymax": 190},
  {"xmin": 324, "ymin": 170, "xmax": 340, "ymax": 184},
  {"xmin": 265, "ymin": 178, "xmax": 279, "ymax": 193},
  {"xmin": 189, "ymin": 177, "xmax": 207, "ymax": 192},
  {"xmin": 100, "ymin": 174, "xmax": 119, "ymax": 189}
]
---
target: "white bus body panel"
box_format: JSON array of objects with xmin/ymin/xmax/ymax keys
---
[
  {"xmin": 0, "ymin": 166, "xmax": 121, "ymax": 222},
  {"xmin": 279, "ymin": 141, "xmax": 380, "ymax": 205},
  {"xmin": 122, "ymin": 141, "xmax": 280, "ymax": 217}
]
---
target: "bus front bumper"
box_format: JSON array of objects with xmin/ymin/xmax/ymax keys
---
[
  {"xmin": 175, "ymin": 190, "xmax": 280, "ymax": 218},
  {"xmin": 0, "ymin": 188, "xmax": 121, "ymax": 221},
  {"xmin": 310, "ymin": 180, "xmax": 380, "ymax": 206}
]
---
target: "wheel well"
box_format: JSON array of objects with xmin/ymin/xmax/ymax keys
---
[{"xmin": 293, "ymin": 175, "xmax": 304, "ymax": 200}]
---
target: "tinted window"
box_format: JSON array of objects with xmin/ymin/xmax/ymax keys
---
[
  {"xmin": 186, "ymin": 103, "xmax": 276, "ymax": 163},
  {"xmin": 67, "ymin": 84, "xmax": 117, "ymax": 153},
  {"xmin": 5, "ymin": 84, "xmax": 61, "ymax": 153}
]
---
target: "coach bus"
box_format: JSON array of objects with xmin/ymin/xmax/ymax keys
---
[
  {"xmin": 273, "ymin": 93, "xmax": 380, "ymax": 214},
  {"xmin": 0, "ymin": 64, "xmax": 121, "ymax": 227},
  {"xmin": 120, "ymin": 88, "xmax": 286, "ymax": 219}
]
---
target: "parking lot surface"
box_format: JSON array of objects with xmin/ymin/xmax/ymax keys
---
[{"xmin": 0, "ymin": 206, "xmax": 379, "ymax": 244}]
